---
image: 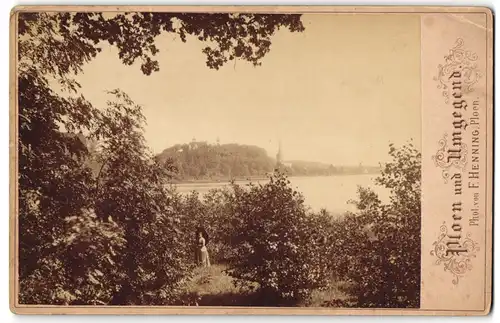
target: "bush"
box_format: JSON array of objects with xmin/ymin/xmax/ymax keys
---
[
  {"xmin": 225, "ymin": 171, "xmax": 329, "ymax": 303},
  {"xmin": 327, "ymin": 143, "xmax": 421, "ymax": 308},
  {"xmin": 169, "ymin": 183, "xmax": 246, "ymax": 265},
  {"xmin": 199, "ymin": 187, "xmax": 240, "ymax": 263},
  {"xmin": 19, "ymin": 209, "xmax": 126, "ymax": 305}
]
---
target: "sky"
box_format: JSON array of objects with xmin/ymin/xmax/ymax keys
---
[{"xmin": 75, "ymin": 13, "xmax": 421, "ymax": 165}]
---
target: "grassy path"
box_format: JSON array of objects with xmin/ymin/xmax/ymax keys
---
[{"xmin": 181, "ymin": 264, "xmax": 349, "ymax": 307}]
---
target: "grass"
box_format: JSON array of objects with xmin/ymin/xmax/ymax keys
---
[
  {"xmin": 184, "ymin": 265, "xmax": 243, "ymax": 297},
  {"xmin": 180, "ymin": 264, "xmax": 349, "ymax": 307},
  {"xmin": 181, "ymin": 264, "xmax": 260, "ymax": 306},
  {"xmin": 306, "ymin": 280, "xmax": 352, "ymax": 307}
]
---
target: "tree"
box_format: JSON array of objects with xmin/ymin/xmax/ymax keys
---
[
  {"xmin": 92, "ymin": 90, "xmax": 191, "ymax": 305},
  {"xmin": 18, "ymin": 67, "xmax": 97, "ymax": 281},
  {"xmin": 18, "ymin": 12, "xmax": 304, "ymax": 76}
]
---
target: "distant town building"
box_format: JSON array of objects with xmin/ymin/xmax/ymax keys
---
[
  {"xmin": 190, "ymin": 137, "xmax": 198, "ymax": 149},
  {"xmin": 358, "ymin": 162, "xmax": 369, "ymax": 174}
]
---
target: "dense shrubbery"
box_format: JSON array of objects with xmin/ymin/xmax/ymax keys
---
[
  {"xmin": 225, "ymin": 172, "xmax": 330, "ymax": 302},
  {"xmin": 321, "ymin": 143, "xmax": 421, "ymax": 308},
  {"xmin": 348, "ymin": 143, "xmax": 420, "ymax": 308},
  {"xmin": 169, "ymin": 190, "xmax": 236, "ymax": 266},
  {"xmin": 175, "ymin": 143, "xmax": 421, "ymax": 307},
  {"xmin": 19, "ymin": 89, "xmax": 193, "ymax": 305},
  {"xmin": 92, "ymin": 91, "xmax": 195, "ymax": 305},
  {"xmin": 170, "ymin": 172, "xmax": 336, "ymax": 304},
  {"xmin": 19, "ymin": 209, "xmax": 126, "ymax": 305}
]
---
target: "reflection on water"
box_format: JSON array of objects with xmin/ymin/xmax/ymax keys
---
[{"xmin": 173, "ymin": 174, "xmax": 390, "ymax": 215}]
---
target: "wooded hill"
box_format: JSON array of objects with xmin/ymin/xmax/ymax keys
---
[{"xmin": 155, "ymin": 141, "xmax": 380, "ymax": 181}]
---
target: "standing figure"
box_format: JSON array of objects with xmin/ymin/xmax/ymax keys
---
[{"xmin": 195, "ymin": 227, "xmax": 211, "ymax": 267}]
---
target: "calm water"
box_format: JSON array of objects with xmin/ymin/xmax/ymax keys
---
[{"xmin": 174, "ymin": 174, "xmax": 390, "ymax": 215}]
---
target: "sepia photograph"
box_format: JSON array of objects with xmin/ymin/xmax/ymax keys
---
[{"xmin": 11, "ymin": 6, "xmax": 492, "ymax": 315}]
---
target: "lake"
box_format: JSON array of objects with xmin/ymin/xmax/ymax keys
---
[{"xmin": 173, "ymin": 174, "xmax": 391, "ymax": 215}]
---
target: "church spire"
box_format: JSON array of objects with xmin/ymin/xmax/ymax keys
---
[{"xmin": 276, "ymin": 140, "xmax": 283, "ymax": 165}]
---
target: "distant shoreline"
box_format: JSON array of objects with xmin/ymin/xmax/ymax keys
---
[{"xmin": 169, "ymin": 172, "xmax": 380, "ymax": 185}]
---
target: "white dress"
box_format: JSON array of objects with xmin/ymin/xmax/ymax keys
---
[{"xmin": 197, "ymin": 237, "xmax": 211, "ymax": 267}]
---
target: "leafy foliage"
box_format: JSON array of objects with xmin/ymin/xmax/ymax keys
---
[
  {"xmin": 91, "ymin": 90, "xmax": 193, "ymax": 305},
  {"xmin": 20, "ymin": 209, "xmax": 126, "ymax": 305},
  {"xmin": 324, "ymin": 143, "xmax": 421, "ymax": 308},
  {"xmin": 224, "ymin": 171, "xmax": 330, "ymax": 302},
  {"xmin": 18, "ymin": 67, "xmax": 97, "ymax": 282},
  {"xmin": 18, "ymin": 10, "xmax": 304, "ymax": 305},
  {"xmin": 19, "ymin": 12, "xmax": 304, "ymax": 76},
  {"xmin": 19, "ymin": 89, "xmax": 193, "ymax": 305}
]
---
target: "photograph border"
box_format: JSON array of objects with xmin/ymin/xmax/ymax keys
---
[{"xmin": 9, "ymin": 5, "xmax": 494, "ymax": 316}]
